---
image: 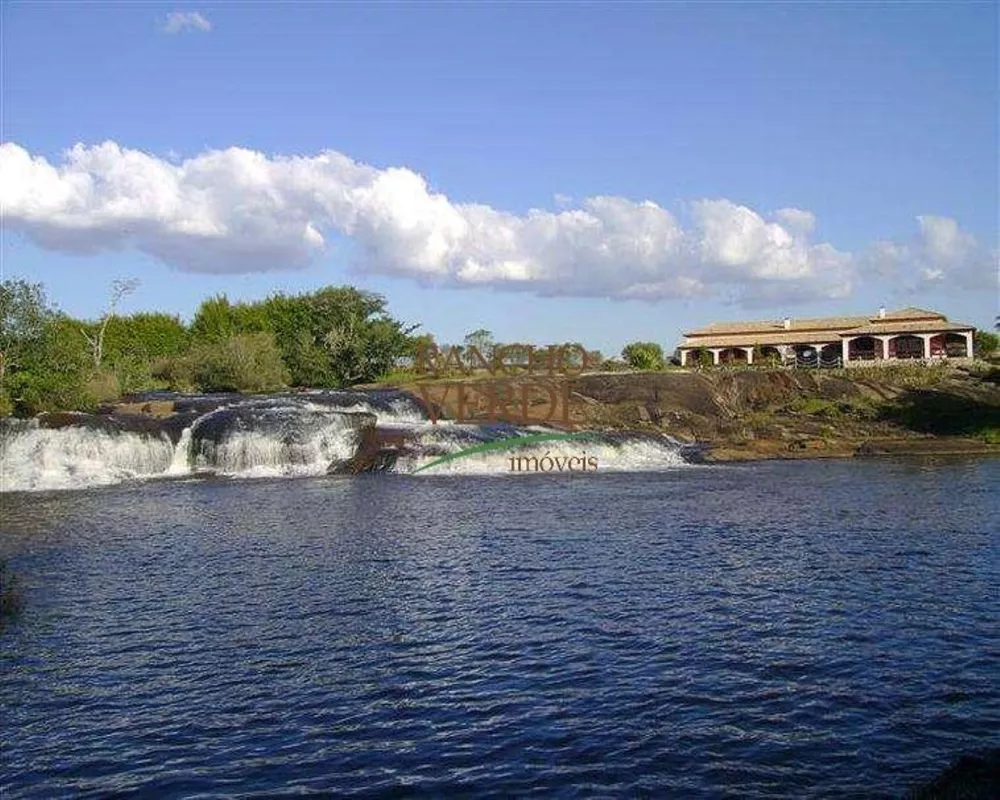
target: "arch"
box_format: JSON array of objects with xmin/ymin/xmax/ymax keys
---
[
  {"xmin": 816, "ymin": 343, "xmax": 842, "ymax": 368},
  {"xmin": 848, "ymin": 336, "xmax": 881, "ymax": 361},
  {"xmin": 718, "ymin": 347, "xmax": 748, "ymax": 365},
  {"xmin": 943, "ymin": 332, "xmax": 968, "ymax": 358},
  {"xmin": 757, "ymin": 346, "xmax": 782, "ymax": 366},
  {"xmin": 683, "ymin": 348, "xmax": 712, "ymax": 367},
  {"xmin": 889, "ymin": 334, "xmax": 923, "ymax": 359}
]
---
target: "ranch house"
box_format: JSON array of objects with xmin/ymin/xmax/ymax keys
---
[{"xmin": 676, "ymin": 307, "xmax": 976, "ymax": 368}]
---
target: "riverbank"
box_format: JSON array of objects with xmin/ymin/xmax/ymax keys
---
[
  {"xmin": 377, "ymin": 362, "xmax": 1000, "ymax": 464},
  {"xmin": 4, "ymin": 364, "xmax": 998, "ymax": 487}
]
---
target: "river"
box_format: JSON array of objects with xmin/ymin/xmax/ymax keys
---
[{"xmin": 1, "ymin": 457, "xmax": 997, "ymax": 797}]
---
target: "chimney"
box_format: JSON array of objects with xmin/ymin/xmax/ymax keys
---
[
  {"xmin": 783, "ymin": 317, "xmax": 791, "ymax": 330},
  {"xmin": 878, "ymin": 306, "xmax": 886, "ymax": 319}
]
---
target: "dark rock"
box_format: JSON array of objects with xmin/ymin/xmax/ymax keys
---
[
  {"xmin": 36, "ymin": 410, "xmax": 198, "ymax": 445},
  {"xmin": 906, "ymin": 748, "xmax": 1000, "ymax": 799},
  {"xmin": 331, "ymin": 425, "xmax": 415, "ymax": 475}
]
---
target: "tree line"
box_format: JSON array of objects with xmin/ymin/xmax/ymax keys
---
[{"xmin": 0, "ymin": 279, "xmax": 419, "ymax": 416}]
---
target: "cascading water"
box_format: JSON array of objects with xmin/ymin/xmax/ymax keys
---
[
  {"xmin": 187, "ymin": 400, "xmax": 370, "ymax": 478},
  {"xmin": 396, "ymin": 423, "xmax": 692, "ymax": 476},
  {"xmin": 0, "ymin": 419, "xmax": 176, "ymax": 492},
  {"xmin": 1, "ymin": 390, "xmax": 697, "ymax": 492}
]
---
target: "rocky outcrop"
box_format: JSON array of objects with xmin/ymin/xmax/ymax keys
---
[
  {"xmin": 907, "ymin": 748, "xmax": 1000, "ymax": 799},
  {"xmin": 37, "ymin": 410, "xmax": 198, "ymax": 444},
  {"xmin": 516, "ymin": 366, "xmax": 999, "ymax": 461},
  {"xmin": 574, "ymin": 367, "xmax": 1000, "ymax": 461},
  {"xmin": 329, "ymin": 425, "xmax": 414, "ymax": 475}
]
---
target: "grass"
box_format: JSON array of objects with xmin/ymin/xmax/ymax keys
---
[
  {"xmin": 981, "ymin": 427, "xmax": 1000, "ymax": 445},
  {"xmin": 824, "ymin": 363, "xmax": 953, "ymax": 387},
  {"xmin": 877, "ymin": 390, "xmax": 1000, "ymax": 437}
]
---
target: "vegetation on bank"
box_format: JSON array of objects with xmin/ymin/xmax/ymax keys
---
[
  {"xmin": 3, "ymin": 278, "xmax": 999, "ymax": 419},
  {"xmin": 1, "ymin": 279, "xmax": 421, "ymax": 416}
]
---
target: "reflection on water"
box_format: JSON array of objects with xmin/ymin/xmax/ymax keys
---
[{"xmin": 1, "ymin": 458, "xmax": 998, "ymax": 798}]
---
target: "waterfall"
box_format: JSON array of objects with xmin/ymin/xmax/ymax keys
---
[
  {"xmin": 1, "ymin": 420, "xmax": 176, "ymax": 492},
  {"xmin": 1, "ymin": 391, "xmax": 696, "ymax": 492}
]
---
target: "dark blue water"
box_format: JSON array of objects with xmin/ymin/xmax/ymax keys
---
[{"xmin": 2, "ymin": 458, "xmax": 998, "ymax": 798}]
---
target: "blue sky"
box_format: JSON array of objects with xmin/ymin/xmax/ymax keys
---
[{"xmin": 1, "ymin": 1, "xmax": 997, "ymax": 354}]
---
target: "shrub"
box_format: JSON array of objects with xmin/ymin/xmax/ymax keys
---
[
  {"xmin": 84, "ymin": 369, "xmax": 121, "ymax": 405},
  {"xmin": 975, "ymin": 330, "xmax": 999, "ymax": 358},
  {"xmin": 188, "ymin": 332, "xmax": 290, "ymax": 393},
  {"xmin": 621, "ymin": 342, "xmax": 665, "ymax": 371}
]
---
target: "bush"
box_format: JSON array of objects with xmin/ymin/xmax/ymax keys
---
[
  {"xmin": 6, "ymin": 316, "xmax": 92, "ymax": 415},
  {"xmin": 188, "ymin": 332, "xmax": 290, "ymax": 393},
  {"xmin": 84, "ymin": 369, "xmax": 121, "ymax": 405},
  {"xmin": 975, "ymin": 330, "xmax": 999, "ymax": 358},
  {"xmin": 621, "ymin": 342, "xmax": 665, "ymax": 371}
]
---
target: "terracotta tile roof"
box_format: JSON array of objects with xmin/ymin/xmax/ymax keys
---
[
  {"xmin": 679, "ymin": 331, "xmax": 847, "ymax": 349},
  {"xmin": 685, "ymin": 316, "xmax": 868, "ymax": 336},
  {"xmin": 678, "ymin": 307, "xmax": 974, "ymax": 349},
  {"xmin": 842, "ymin": 320, "xmax": 975, "ymax": 336},
  {"xmin": 879, "ymin": 306, "xmax": 945, "ymax": 321}
]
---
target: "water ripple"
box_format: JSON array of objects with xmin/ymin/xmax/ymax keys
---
[{"xmin": 1, "ymin": 459, "xmax": 998, "ymax": 798}]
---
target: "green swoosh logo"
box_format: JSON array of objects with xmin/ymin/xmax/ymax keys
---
[{"xmin": 410, "ymin": 431, "xmax": 599, "ymax": 474}]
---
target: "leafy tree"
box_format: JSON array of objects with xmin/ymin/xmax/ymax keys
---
[
  {"xmin": 189, "ymin": 286, "xmax": 416, "ymax": 387},
  {"xmin": 1, "ymin": 279, "xmax": 51, "ymax": 394},
  {"xmin": 190, "ymin": 294, "xmax": 269, "ymax": 343},
  {"xmin": 105, "ymin": 313, "xmax": 188, "ymax": 359},
  {"xmin": 190, "ymin": 294, "xmax": 238, "ymax": 344},
  {"xmin": 463, "ymin": 329, "xmax": 495, "ymax": 359},
  {"xmin": 621, "ymin": 341, "xmax": 665, "ymax": 371},
  {"xmin": 299, "ymin": 287, "xmax": 416, "ymax": 386},
  {"xmin": 975, "ymin": 330, "xmax": 999, "ymax": 358},
  {"xmin": 7, "ymin": 315, "xmax": 91, "ymax": 415},
  {"xmin": 103, "ymin": 313, "xmax": 190, "ymax": 392},
  {"xmin": 188, "ymin": 332, "xmax": 290, "ymax": 393}
]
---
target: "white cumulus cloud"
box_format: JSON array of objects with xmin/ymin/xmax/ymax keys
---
[
  {"xmin": 0, "ymin": 140, "xmax": 992, "ymax": 305},
  {"xmin": 864, "ymin": 215, "xmax": 997, "ymax": 292},
  {"xmin": 162, "ymin": 11, "xmax": 212, "ymax": 34}
]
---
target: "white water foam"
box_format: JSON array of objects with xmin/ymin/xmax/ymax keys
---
[
  {"xmin": 165, "ymin": 427, "xmax": 193, "ymax": 476},
  {"xmin": 189, "ymin": 411, "xmax": 360, "ymax": 479},
  {"xmin": 400, "ymin": 430, "xmax": 691, "ymax": 476},
  {"xmin": 1, "ymin": 423, "xmax": 177, "ymax": 492}
]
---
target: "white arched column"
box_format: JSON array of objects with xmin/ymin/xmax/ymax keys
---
[{"xmin": 919, "ymin": 333, "xmax": 933, "ymax": 359}]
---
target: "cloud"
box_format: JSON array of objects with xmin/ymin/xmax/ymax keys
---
[
  {"xmin": 0, "ymin": 140, "xmax": 993, "ymax": 305},
  {"xmin": 863, "ymin": 215, "xmax": 998, "ymax": 292},
  {"xmin": 162, "ymin": 11, "xmax": 212, "ymax": 34}
]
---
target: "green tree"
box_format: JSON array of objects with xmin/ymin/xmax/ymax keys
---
[
  {"xmin": 190, "ymin": 294, "xmax": 235, "ymax": 343},
  {"xmin": 974, "ymin": 330, "xmax": 999, "ymax": 358},
  {"xmin": 102, "ymin": 312, "xmax": 190, "ymax": 392},
  {"xmin": 296, "ymin": 287, "xmax": 416, "ymax": 386},
  {"xmin": 621, "ymin": 341, "xmax": 665, "ymax": 371},
  {"xmin": 7, "ymin": 315, "xmax": 92, "ymax": 415},
  {"xmin": 1, "ymin": 279, "xmax": 52, "ymax": 396},
  {"xmin": 463, "ymin": 329, "xmax": 495, "ymax": 360},
  {"xmin": 188, "ymin": 332, "xmax": 290, "ymax": 393}
]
